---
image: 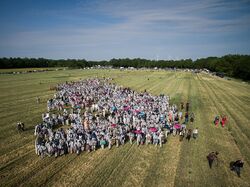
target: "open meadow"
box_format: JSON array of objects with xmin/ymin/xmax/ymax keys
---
[{"xmin": 0, "ymin": 69, "xmax": 249, "ymax": 187}]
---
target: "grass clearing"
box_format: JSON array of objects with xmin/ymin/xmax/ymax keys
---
[{"xmin": 0, "ymin": 69, "xmax": 249, "ymax": 187}]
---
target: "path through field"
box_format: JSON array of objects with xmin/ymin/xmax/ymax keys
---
[{"xmin": 0, "ymin": 69, "xmax": 249, "ymax": 187}]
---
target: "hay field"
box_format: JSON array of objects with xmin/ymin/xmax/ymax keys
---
[{"xmin": 0, "ymin": 69, "xmax": 249, "ymax": 187}]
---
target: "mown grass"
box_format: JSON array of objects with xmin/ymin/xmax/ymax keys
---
[
  {"xmin": 0, "ymin": 69, "xmax": 249, "ymax": 187},
  {"xmin": 0, "ymin": 67, "xmax": 62, "ymax": 73}
]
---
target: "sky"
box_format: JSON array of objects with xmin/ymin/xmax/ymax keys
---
[{"xmin": 0, "ymin": 0, "xmax": 250, "ymax": 60}]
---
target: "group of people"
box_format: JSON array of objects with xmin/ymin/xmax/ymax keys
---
[
  {"xmin": 214, "ymin": 115, "xmax": 227, "ymax": 127},
  {"xmin": 33, "ymin": 77, "xmax": 244, "ymax": 178},
  {"xmin": 34, "ymin": 78, "xmax": 197, "ymax": 158},
  {"xmin": 209, "ymin": 116, "xmax": 243, "ymax": 177},
  {"xmin": 207, "ymin": 151, "xmax": 244, "ymax": 177}
]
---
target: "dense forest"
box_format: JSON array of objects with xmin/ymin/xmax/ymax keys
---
[{"xmin": 0, "ymin": 55, "xmax": 249, "ymax": 80}]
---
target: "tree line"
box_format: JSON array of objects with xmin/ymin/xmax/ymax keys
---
[{"xmin": 0, "ymin": 54, "xmax": 249, "ymax": 80}]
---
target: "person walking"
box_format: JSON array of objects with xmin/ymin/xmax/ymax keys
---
[
  {"xmin": 207, "ymin": 151, "xmax": 219, "ymax": 168},
  {"xmin": 230, "ymin": 159, "xmax": 244, "ymax": 177}
]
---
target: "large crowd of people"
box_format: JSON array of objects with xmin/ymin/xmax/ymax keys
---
[
  {"xmin": 33, "ymin": 77, "xmax": 245, "ymax": 177},
  {"xmin": 34, "ymin": 78, "xmax": 197, "ymax": 158}
]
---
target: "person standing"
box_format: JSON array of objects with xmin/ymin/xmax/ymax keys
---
[
  {"xmin": 179, "ymin": 111, "xmax": 183, "ymax": 120},
  {"xmin": 180, "ymin": 102, "xmax": 184, "ymax": 110},
  {"xmin": 214, "ymin": 115, "xmax": 220, "ymax": 126},
  {"xmin": 185, "ymin": 112, "xmax": 189, "ymax": 123},
  {"xmin": 36, "ymin": 96, "xmax": 41, "ymax": 104},
  {"xmin": 190, "ymin": 113, "xmax": 195, "ymax": 124},
  {"xmin": 186, "ymin": 102, "xmax": 189, "ymax": 112},
  {"xmin": 221, "ymin": 115, "xmax": 227, "ymax": 128},
  {"xmin": 17, "ymin": 122, "xmax": 25, "ymax": 132},
  {"xmin": 186, "ymin": 129, "xmax": 192, "ymax": 142},
  {"xmin": 207, "ymin": 151, "xmax": 219, "ymax": 168},
  {"xmin": 193, "ymin": 128, "xmax": 198, "ymax": 139},
  {"xmin": 179, "ymin": 130, "xmax": 184, "ymax": 141}
]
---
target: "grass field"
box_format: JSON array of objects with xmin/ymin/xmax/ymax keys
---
[
  {"xmin": 0, "ymin": 67, "xmax": 62, "ymax": 73},
  {"xmin": 0, "ymin": 69, "xmax": 249, "ymax": 187}
]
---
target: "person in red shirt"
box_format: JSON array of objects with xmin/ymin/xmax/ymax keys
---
[
  {"xmin": 221, "ymin": 115, "xmax": 227, "ymax": 127},
  {"xmin": 214, "ymin": 115, "xmax": 220, "ymax": 126}
]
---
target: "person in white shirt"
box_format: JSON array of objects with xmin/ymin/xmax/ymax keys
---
[{"xmin": 193, "ymin": 128, "xmax": 198, "ymax": 139}]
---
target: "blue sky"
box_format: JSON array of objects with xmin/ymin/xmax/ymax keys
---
[{"xmin": 0, "ymin": 0, "xmax": 250, "ymax": 60}]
